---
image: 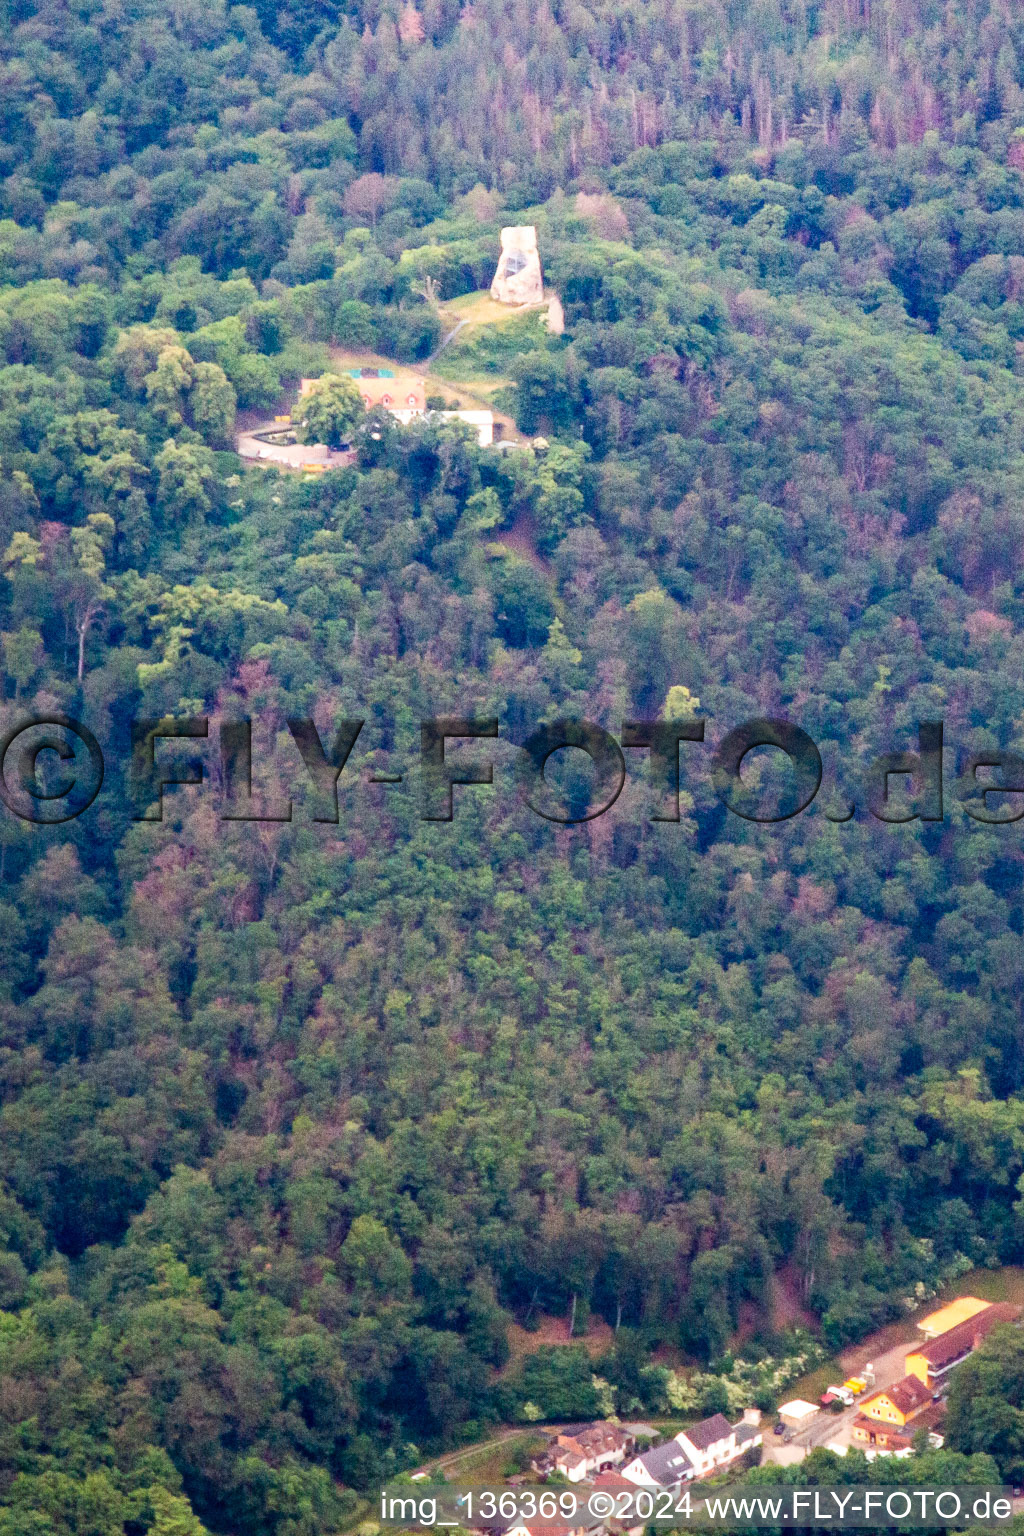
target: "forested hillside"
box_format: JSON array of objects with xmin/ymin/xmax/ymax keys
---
[{"xmin": 4, "ymin": 0, "xmax": 1024, "ymax": 1532}]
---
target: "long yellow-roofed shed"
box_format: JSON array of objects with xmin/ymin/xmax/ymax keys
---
[
  {"xmin": 905, "ymin": 1302, "xmax": 1021, "ymax": 1386},
  {"xmin": 915, "ymin": 1296, "xmax": 989, "ymax": 1340}
]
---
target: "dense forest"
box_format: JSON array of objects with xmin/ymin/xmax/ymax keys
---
[{"xmin": 4, "ymin": 0, "xmax": 1024, "ymax": 1531}]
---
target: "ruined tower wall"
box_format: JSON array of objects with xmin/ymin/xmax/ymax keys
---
[{"xmin": 490, "ymin": 225, "xmax": 544, "ymax": 305}]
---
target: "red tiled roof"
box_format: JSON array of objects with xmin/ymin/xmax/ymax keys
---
[
  {"xmin": 557, "ymin": 1424, "xmax": 630, "ymax": 1457},
  {"xmin": 355, "ymin": 375, "xmax": 425, "ymax": 410},
  {"xmin": 864, "ymin": 1376, "xmax": 931, "ymax": 1417},
  {"xmin": 852, "ymin": 1415, "xmax": 913, "ymax": 1448},
  {"xmin": 914, "ymin": 1303, "xmax": 1020, "ymax": 1369}
]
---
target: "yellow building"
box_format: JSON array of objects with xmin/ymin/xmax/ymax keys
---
[
  {"xmin": 859, "ymin": 1376, "xmax": 931, "ymax": 1427},
  {"xmin": 905, "ymin": 1302, "xmax": 1020, "ymax": 1385},
  {"xmin": 916, "ymin": 1297, "xmax": 989, "ymax": 1340}
]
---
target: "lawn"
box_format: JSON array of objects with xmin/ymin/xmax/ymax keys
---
[
  {"xmin": 434, "ymin": 372, "xmax": 516, "ymax": 399},
  {"xmin": 784, "ymin": 1356, "xmax": 848, "ymax": 1408},
  {"xmin": 931, "ymin": 1266, "xmax": 1024, "ymax": 1307},
  {"xmin": 440, "ymin": 291, "xmax": 546, "ymax": 326},
  {"xmin": 324, "ymin": 345, "xmax": 411, "ymax": 374},
  {"xmin": 429, "ymin": 1432, "xmax": 548, "ymax": 1483},
  {"xmin": 431, "ymin": 309, "xmax": 549, "ymax": 383}
]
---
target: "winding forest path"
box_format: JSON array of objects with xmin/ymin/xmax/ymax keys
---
[
  {"xmin": 427, "ymin": 317, "xmax": 472, "ymax": 361},
  {"xmin": 417, "ymin": 1425, "xmax": 537, "ymax": 1478}
]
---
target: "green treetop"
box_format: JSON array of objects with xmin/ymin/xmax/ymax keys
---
[{"xmin": 292, "ymin": 374, "xmax": 364, "ymax": 449}]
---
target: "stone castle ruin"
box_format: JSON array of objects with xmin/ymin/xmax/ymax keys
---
[{"xmin": 490, "ymin": 225, "xmax": 544, "ymax": 305}]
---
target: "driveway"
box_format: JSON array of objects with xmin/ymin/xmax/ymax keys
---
[
  {"xmin": 236, "ymin": 421, "xmax": 353, "ymax": 469},
  {"xmin": 761, "ymin": 1335, "xmax": 920, "ymax": 1463}
]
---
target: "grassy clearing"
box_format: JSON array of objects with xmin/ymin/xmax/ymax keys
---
[
  {"xmin": 784, "ymin": 1356, "xmax": 847, "ymax": 1407},
  {"xmin": 435, "ymin": 373, "xmax": 515, "ymax": 398},
  {"xmin": 441, "ymin": 292, "xmax": 545, "ymax": 326},
  {"xmin": 324, "ymin": 345, "xmax": 411, "ymax": 374},
  {"xmin": 432, "ymin": 310, "xmax": 550, "ymax": 382},
  {"xmin": 431, "ymin": 1432, "xmax": 548, "ymax": 1482},
  {"xmin": 499, "ymin": 1316, "xmax": 615, "ymax": 1378},
  {"xmin": 930, "ymin": 1266, "xmax": 1024, "ymax": 1307}
]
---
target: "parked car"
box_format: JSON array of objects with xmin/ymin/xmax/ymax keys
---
[
  {"xmin": 774, "ymin": 1423, "xmax": 786, "ymax": 1436},
  {"xmin": 826, "ymin": 1384, "xmax": 855, "ymax": 1406}
]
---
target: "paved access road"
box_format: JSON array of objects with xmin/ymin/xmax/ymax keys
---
[
  {"xmin": 761, "ymin": 1336, "xmax": 921, "ymax": 1464},
  {"xmin": 236, "ymin": 421, "xmax": 353, "ymax": 468}
]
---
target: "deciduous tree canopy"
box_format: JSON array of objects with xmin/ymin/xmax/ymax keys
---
[{"xmin": 3, "ymin": 0, "xmax": 1024, "ymax": 1531}]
